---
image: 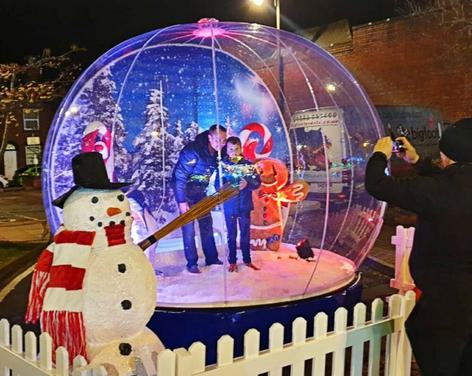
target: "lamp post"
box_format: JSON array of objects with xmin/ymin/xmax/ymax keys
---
[
  {"xmin": 275, "ymin": 0, "xmax": 280, "ymax": 30},
  {"xmin": 250, "ymin": 0, "xmax": 281, "ymax": 29},
  {"xmin": 250, "ymin": 0, "xmax": 284, "ymax": 111}
]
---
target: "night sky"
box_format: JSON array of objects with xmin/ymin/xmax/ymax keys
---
[{"xmin": 1, "ymin": 0, "xmax": 399, "ymax": 65}]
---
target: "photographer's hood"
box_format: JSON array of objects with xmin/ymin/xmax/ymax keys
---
[{"xmin": 439, "ymin": 118, "xmax": 472, "ymax": 163}]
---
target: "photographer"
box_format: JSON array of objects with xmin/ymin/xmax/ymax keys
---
[{"xmin": 365, "ymin": 118, "xmax": 472, "ymax": 376}]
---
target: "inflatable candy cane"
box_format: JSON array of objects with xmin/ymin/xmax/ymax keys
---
[
  {"xmin": 240, "ymin": 122, "xmax": 273, "ymax": 162},
  {"xmin": 82, "ymin": 121, "xmax": 114, "ymax": 179}
]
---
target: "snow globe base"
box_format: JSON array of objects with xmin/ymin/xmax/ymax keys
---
[{"xmin": 148, "ymin": 274, "xmax": 362, "ymax": 365}]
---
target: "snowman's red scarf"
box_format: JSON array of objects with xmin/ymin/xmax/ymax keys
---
[{"xmin": 25, "ymin": 228, "xmax": 96, "ymax": 361}]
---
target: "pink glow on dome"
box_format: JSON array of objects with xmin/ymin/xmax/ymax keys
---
[{"xmin": 193, "ymin": 18, "xmax": 226, "ymax": 38}]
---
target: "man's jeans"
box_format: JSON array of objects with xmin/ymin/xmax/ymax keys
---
[{"xmin": 181, "ymin": 213, "xmax": 219, "ymax": 268}]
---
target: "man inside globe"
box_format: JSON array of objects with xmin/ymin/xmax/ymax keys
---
[
  {"xmin": 171, "ymin": 124, "xmax": 227, "ymax": 274},
  {"xmin": 365, "ymin": 118, "xmax": 472, "ymax": 376}
]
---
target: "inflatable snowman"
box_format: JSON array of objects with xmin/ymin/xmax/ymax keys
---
[{"xmin": 25, "ymin": 152, "xmax": 163, "ymax": 375}]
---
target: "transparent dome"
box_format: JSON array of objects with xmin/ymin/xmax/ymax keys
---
[{"xmin": 44, "ymin": 20, "xmax": 385, "ymax": 307}]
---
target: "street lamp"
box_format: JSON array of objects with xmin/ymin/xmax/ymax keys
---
[{"xmin": 250, "ymin": 0, "xmax": 281, "ymax": 29}]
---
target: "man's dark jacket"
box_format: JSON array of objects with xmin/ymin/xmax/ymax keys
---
[
  {"xmin": 366, "ymin": 153, "xmax": 472, "ymax": 292},
  {"xmin": 171, "ymin": 131, "xmax": 219, "ymax": 203}
]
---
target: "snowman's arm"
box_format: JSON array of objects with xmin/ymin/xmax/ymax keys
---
[{"xmin": 25, "ymin": 244, "xmax": 54, "ymax": 323}]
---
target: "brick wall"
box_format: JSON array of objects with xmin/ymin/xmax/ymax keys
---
[{"xmin": 331, "ymin": 14, "xmax": 471, "ymax": 123}]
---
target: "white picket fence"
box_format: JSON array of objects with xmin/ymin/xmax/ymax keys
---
[
  {"xmin": 0, "ymin": 319, "xmax": 105, "ymax": 376},
  {"xmin": 156, "ymin": 291, "xmax": 416, "ymax": 376},
  {"xmin": 1, "ymin": 292, "xmax": 415, "ymax": 375}
]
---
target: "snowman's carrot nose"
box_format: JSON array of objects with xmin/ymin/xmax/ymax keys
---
[{"xmin": 107, "ymin": 207, "xmax": 122, "ymax": 217}]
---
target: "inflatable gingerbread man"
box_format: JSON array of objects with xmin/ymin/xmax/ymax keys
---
[{"xmin": 250, "ymin": 158, "xmax": 309, "ymax": 251}]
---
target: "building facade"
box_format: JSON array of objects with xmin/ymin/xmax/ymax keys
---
[{"xmin": 2, "ymin": 103, "xmax": 57, "ymax": 179}]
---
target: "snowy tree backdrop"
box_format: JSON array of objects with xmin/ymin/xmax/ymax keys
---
[{"xmin": 53, "ymin": 66, "xmax": 130, "ymax": 195}]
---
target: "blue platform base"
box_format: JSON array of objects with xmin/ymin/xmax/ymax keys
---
[{"xmin": 148, "ymin": 274, "xmax": 362, "ymax": 364}]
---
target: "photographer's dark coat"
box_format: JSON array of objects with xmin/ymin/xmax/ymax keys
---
[{"xmin": 365, "ymin": 152, "xmax": 472, "ymax": 375}]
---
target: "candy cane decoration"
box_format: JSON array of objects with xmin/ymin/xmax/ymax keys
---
[
  {"xmin": 240, "ymin": 122, "xmax": 273, "ymax": 161},
  {"xmin": 81, "ymin": 121, "xmax": 114, "ymax": 178}
]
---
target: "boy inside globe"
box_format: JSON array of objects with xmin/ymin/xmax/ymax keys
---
[{"xmin": 221, "ymin": 136, "xmax": 261, "ymax": 272}]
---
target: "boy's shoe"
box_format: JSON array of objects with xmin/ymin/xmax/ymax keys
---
[
  {"xmin": 228, "ymin": 264, "xmax": 238, "ymax": 272},
  {"xmin": 245, "ymin": 262, "xmax": 260, "ymax": 271},
  {"xmin": 187, "ymin": 265, "xmax": 201, "ymax": 274},
  {"xmin": 206, "ymin": 259, "xmax": 224, "ymax": 266}
]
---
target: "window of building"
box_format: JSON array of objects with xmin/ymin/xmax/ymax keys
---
[
  {"xmin": 23, "ymin": 109, "xmax": 40, "ymax": 131},
  {"xmin": 25, "ymin": 145, "xmax": 41, "ymax": 165}
]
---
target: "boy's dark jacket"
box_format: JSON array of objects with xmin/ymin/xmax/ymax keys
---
[
  {"xmin": 221, "ymin": 155, "xmax": 260, "ymax": 215},
  {"xmin": 171, "ymin": 131, "xmax": 219, "ymax": 203}
]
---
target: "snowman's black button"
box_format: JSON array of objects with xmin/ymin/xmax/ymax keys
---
[
  {"xmin": 119, "ymin": 342, "xmax": 132, "ymax": 356},
  {"xmin": 121, "ymin": 300, "xmax": 132, "ymax": 310},
  {"xmin": 118, "ymin": 264, "xmax": 126, "ymax": 273}
]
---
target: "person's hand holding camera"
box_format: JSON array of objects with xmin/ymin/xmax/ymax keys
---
[
  {"xmin": 395, "ymin": 136, "xmax": 420, "ymax": 164},
  {"xmin": 373, "ymin": 137, "xmax": 393, "ymax": 160}
]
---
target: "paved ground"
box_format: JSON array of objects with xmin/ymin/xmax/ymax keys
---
[{"xmin": 0, "ymin": 189, "xmax": 49, "ymax": 242}]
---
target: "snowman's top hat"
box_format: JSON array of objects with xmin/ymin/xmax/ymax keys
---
[{"xmin": 52, "ymin": 152, "xmax": 131, "ymax": 208}]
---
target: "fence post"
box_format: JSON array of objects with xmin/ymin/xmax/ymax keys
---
[
  {"xmin": 291, "ymin": 318, "xmax": 307, "ymax": 376},
  {"xmin": 333, "ymin": 308, "xmax": 347, "ymax": 376},
  {"xmin": 397, "ymin": 291, "xmax": 416, "ymax": 376},
  {"xmin": 390, "ymin": 225, "xmax": 416, "ymax": 294},
  {"xmin": 312, "ymin": 312, "xmax": 328, "ymax": 375},
  {"xmin": 175, "ymin": 348, "xmax": 193, "ymax": 376},
  {"xmin": 24, "ymin": 331, "xmax": 37, "ymax": 362},
  {"xmin": 385, "ymin": 295, "xmax": 402, "ymax": 375},
  {"xmin": 350, "ymin": 303, "xmax": 366, "ymax": 376},
  {"xmin": 269, "ymin": 323, "xmax": 284, "ymax": 376},
  {"xmin": 55, "ymin": 347, "xmax": 69, "ymax": 376},
  {"xmin": 368, "ymin": 298, "xmax": 384, "ymax": 376},
  {"xmin": 217, "ymin": 335, "xmax": 234, "ymax": 367},
  {"xmin": 157, "ymin": 349, "xmax": 176, "ymax": 376},
  {"xmin": 0, "ymin": 319, "xmax": 10, "ymax": 347},
  {"xmin": 189, "ymin": 342, "xmax": 206, "ymax": 373},
  {"xmin": 39, "ymin": 332, "xmax": 53, "ymax": 371}
]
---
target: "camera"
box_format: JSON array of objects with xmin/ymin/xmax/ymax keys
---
[
  {"xmin": 392, "ymin": 139, "xmax": 405, "ymax": 153},
  {"xmin": 387, "ymin": 127, "xmax": 406, "ymax": 153}
]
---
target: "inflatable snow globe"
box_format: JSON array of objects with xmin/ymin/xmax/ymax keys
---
[{"xmin": 44, "ymin": 20, "xmax": 385, "ymax": 357}]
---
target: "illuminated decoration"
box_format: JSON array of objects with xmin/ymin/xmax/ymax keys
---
[
  {"xmin": 221, "ymin": 159, "xmax": 258, "ymax": 187},
  {"xmin": 193, "ymin": 18, "xmax": 227, "ymax": 38},
  {"xmin": 0, "ymin": 48, "xmax": 82, "ymax": 159},
  {"xmin": 325, "ymin": 83, "xmax": 336, "ymax": 92},
  {"xmin": 250, "ymin": 158, "xmax": 309, "ymax": 251}
]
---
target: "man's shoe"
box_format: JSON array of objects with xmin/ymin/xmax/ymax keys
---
[
  {"xmin": 206, "ymin": 259, "xmax": 223, "ymax": 266},
  {"xmin": 245, "ymin": 262, "xmax": 260, "ymax": 271},
  {"xmin": 187, "ymin": 265, "xmax": 201, "ymax": 274},
  {"xmin": 228, "ymin": 264, "xmax": 238, "ymax": 272}
]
